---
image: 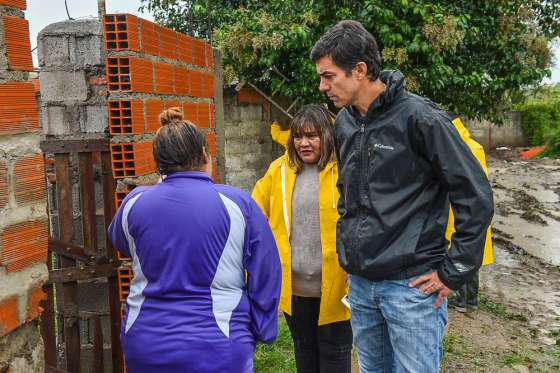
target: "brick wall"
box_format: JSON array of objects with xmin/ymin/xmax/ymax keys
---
[{"xmin": 0, "ymin": 0, "xmax": 48, "ymax": 371}]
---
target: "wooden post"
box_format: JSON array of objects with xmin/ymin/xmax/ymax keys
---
[{"xmin": 55, "ymin": 154, "xmax": 80, "ymax": 373}]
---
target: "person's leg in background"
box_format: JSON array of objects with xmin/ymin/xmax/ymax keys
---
[
  {"xmin": 466, "ymin": 270, "xmax": 480, "ymax": 310},
  {"xmin": 347, "ymin": 274, "xmax": 394, "ymax": 373},
  {"xmin": 284, "ymin": 296, "xmax": 321, "ymax": 373},
  {"xmin": 317, "ymin": 319, "xmax": 353, "ymax": 373}
]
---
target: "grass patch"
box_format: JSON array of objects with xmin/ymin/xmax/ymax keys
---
[
  {"xmin": 479, "ymin": 294, "xmax": 528, "ymax": 322},
  {"xmin": 500, "ymin": 351, "xmax": 533, "ymax": 367},
  {"xmin": 254, "ymin": 317, "xmax": 296, "ymax": 372}
]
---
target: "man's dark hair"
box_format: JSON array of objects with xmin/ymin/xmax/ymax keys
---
[
  {"xmin": 153, "ymin": 107, "xmax": 208, "ymax": 175},
  {"xmin": 311, "ymin": 20, "xmax": 382, "ymax": 81}
]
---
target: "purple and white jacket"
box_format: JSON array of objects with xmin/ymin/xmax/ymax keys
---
[{"xmin": 108, "ymin": 172, "xmax": 281, "ymax": 373}]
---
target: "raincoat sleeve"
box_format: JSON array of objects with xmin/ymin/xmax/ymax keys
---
[
  {"xmin": 415, "ymin": 111, "xmax": 494, "ymax": 290},
  {"xmin": 271, "ymin": 122, "xmax": 289, "ymax": 149},
  {"xmin": 252, "ymin": 168, "xmax": 273, "ymax": 220},
  {"xmin": 244, "ymin": 199, "xmax": 282, "ymax": 344}
]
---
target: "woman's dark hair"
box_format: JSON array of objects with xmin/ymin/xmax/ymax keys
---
[
  {"xmin": 153, "ymin": 107, "xmax": 208, "ymax": 175},
  {"xmin": 311, "ymin": 20, "xmax": 382, "ymax": 81},
  {"xmin": 287, "ymin": 104, "xmax": 335, "ymax": 172}
]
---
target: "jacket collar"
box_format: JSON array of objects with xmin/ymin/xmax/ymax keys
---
[
  {"xmin": 163, "ymin": 171, "xmax": 213, "ymax": 183},
  {"xmin": 348, "ymin": 70, "xmax": 406, "ymax": 120}
]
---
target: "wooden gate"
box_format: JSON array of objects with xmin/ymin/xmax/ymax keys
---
[{"xmin": 40, "ymin": 138, "xmax": 124, "ymax": 373}]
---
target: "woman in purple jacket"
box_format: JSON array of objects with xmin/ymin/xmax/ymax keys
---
[{"xmin": 108, "ymin": 108, "xmax": 282, "ymax": 373}]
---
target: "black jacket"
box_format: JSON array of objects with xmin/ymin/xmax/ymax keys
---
[{"xmin": 334, "ymin": 70, "xmax": 494, "ymax": 290}]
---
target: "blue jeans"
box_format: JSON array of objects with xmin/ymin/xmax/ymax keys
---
[{"xmin": 348, "ymin": 273, "xmax": 448, "ymax": 373}]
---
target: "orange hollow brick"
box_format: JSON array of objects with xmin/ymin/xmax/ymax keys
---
[
  {"xmin": 192, "ymin": 39, "xmax": 206, "ymax": 67},
  {"xmin": 139, "ymin": 18, "xmax": 159, "ymax": 56},
  {"xmin": 106, "ymin": 57, "xmax": 154, "ymax": 93},
  {"xmin": 174, "ymin": 65, "xmax": 190, "ymax": 96},
  {"xmin": 0, "ymin": 219, "xmax": 49, "ymax": 272},
  {"xmin": 111, "ymin": 141, "xmax": 156, "ymax": 178},
  {"xmin": 145, "ymin": 99, "xmax": 165, "ymax": 133},
  {"xmin": 103, "ymin": 14, "xmax": 140, "ymax": 52},
  {"xmin": 177, "ymin": 33, "xmax": 194, "ymax": 65},
  {"xmin": 0, "ymin": 0, "xmax": 26, "ymax": 9},
  {"xmin": 13, "ymin": 154, "xmax": 46, "ymax": 205},
  {"xmin": 108, "ymin": 100, "xmax": 145, "ymax": 135},
  {"xmin": 189, "ymin": 70, "xmax": 204, "ymax": 98},
  {"xmin": 164, "ymin": 100, "xmax": 182, "ymax": 110},
  {"xmin": 157, "ymin": 25, "xmax": 178, "ymax": 61},
  {"xmin": 0, "ymin": 297, "xmax": 19, "ymax": 336},
  {"xmin": 0, "ymin": 82, "xmax": 39, "ymax": 135},
  {"xmin": 0, "ymin": 0, "xmax": 25, "ymax": 9},
  {"xmin": 154, "ymin": 62, "xmax": 175, "ymax": 95},
  {"xmin": 3, "ymin": 16, "xmax": 33, "ymax": 72},
  {"xmin": 202, "ymin": 73, "xmax": 215, "ymax": 98}
]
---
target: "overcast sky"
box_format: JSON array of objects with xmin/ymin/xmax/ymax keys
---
[{"xmin": 27, "ymin": 0, "xmax": 560, "ymax": 83}]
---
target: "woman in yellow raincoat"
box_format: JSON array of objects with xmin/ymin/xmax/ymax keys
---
[
  {"xmin": 446, "ymin": 116, "xmax": 493, "ymax": 312},
  {"xmin": 252, "ymin": 105, "xmax": 351, "ymax": 373}
]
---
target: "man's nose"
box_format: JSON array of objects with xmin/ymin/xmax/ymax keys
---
[{"xmin": 319, "ymin": 78, "xmax": 329, "ymax": 92}]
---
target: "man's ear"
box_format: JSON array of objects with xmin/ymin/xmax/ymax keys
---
[
  {"xmin": 353, "ymin": 62, "xmax": 368, "ymax": 80},
  {"xmin": 202, "ymin": 146, "xmax": 211, "ymax": 164}
]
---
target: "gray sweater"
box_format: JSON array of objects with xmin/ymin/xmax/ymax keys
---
[{"xmin": 290, "ymin": 163, "xmax": 322, "ymax": 298}]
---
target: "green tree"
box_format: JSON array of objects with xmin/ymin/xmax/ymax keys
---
[{"xmin": 140, "ymin": 0, "xmax": 560, "ymax": 122}]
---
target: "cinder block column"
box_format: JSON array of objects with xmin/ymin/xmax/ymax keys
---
[{"xmin": 0, "ymin": 0, "xmax": 48, "ymax": 372}]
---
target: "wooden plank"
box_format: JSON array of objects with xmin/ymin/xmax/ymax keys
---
[
  {"xmin": 54, "ymin": 154, "xmax": 80, "ymax": 373},
  {"xmin": 41, "ymin": 138, "xmax": 109, "ymax": 154},
  {"xmin": 78, "ymin": 152, "xmax": 97, "ymax": 253},
  {"xmin": 47, "ymin": 263, "xmax": 117, "ymax": 284},
  {"xmin": 92, "ymin": 315, "xmax": 105, "ymax": 373},
  {"xmin": 101, "ymin": 150, "xmax": 124, "ymax": 373},
  {"xmin": 41, "ymin": 253, "xmax": 57, "ymax": 367},
  {"xmin": 49, "ymin": 238, "xmax": 102, "ymax": 263}
]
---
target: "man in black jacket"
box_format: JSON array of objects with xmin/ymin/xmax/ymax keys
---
[{"xmin": 311, "ymin": 21, "xmax": 493, "ymax": 372}]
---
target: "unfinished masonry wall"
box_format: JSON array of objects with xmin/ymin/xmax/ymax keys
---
[
  {"xmin": 224, "ymin": 87, "xmax": 285, "ymax": 192},
  {"xmin": 0, "ymin": 1, "xmax": 47, "ymax": 372}
]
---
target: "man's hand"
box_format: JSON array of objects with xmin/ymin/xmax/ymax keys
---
[{"xmin": 408, "ymin": 271, "xmax": 451, "ymax": 309}]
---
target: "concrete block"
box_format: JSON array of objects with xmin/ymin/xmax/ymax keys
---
[
  {"xmin": 37, "ymin": 36, "xmax": 70, "ymax": 67},
  {"xmin": 74, "ymin": 35, "xmax": 104, "ymax": 67},
  {"xmin": 39, "ymin": 70, "xmax": 87, "ymax": 102},
  {"xmin": 41, "ymin": 105, "xmax": 69, "ymax": 135},
  {"xmin": 38, "ymin": 19, "xmax": 102, "ymax": 38},
  {"xmin": 81, "ymin": 105, "xmax": 107, "ymax": 133}
]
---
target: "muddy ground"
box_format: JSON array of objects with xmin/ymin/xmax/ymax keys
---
[{"xmin": 441, "ymin": 150, "xmax": 560, "ymax": 372}]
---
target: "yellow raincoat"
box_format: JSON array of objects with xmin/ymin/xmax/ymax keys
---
[
  {"xmin": 446, "ymin": 118, "xmax": 493, "ymax": 265},
  {"xmin": 252, "ymin": 154, "xmax": 350, "ymax": 325}
]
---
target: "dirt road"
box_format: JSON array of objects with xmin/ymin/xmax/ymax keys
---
[{"xmin": 443, "ymin": 151, "xmax": 560, "ymax": 372}]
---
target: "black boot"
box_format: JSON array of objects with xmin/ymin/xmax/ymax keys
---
[
  {"xmin": 449, "ymin": 285, "xmax": 467, "ymax": 313},
  {"xmin": 466, "ymin": 271, "xmax": 479, "ymax": 310}
]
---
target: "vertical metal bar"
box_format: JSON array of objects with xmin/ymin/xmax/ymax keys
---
[
  {"xmin": 101, "ymin": 151, "xmax": 124, "ymax": 373},
  {"xmin": 213, "ymin": 49, "xmax": 226, "ymax": 183},
  {"xmin": 55, "ymin": 154, "xmax": 80, "ymax": 373},
  {"xmin": 92, "ymin": 316, "xmax": 105, "ymax": 373},
  {"xmin": 78, "ymin": 152, "xmax": 97, "ymax": 252}
]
